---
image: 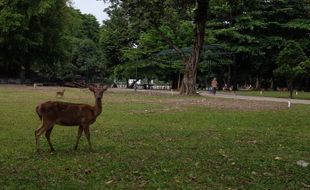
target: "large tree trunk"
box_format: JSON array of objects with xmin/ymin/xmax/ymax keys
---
[
  {"xmin": 178, "ymin": 72, "xmax": 183, "ymax": 89},
  {"xmin": 180, "ymin": 58, "xmax": 198, "ymax": 95},
  {"xmin": 180, "ymin": 0, "xmax": 208, "ymax": 95},
  {"xmin": 255, "ymin": 77, "xmax": 261, "ymax": 90},
  {"xmin": 270, "ymin": 78, "xmax": 274, "ymax": 90},
  {"xmin": 306, "ymin": 77, "xmax": 309, "ymax": 92},
  {"xmin": 288, "ymin": 79, "xmax": 294, "ymax": 99},
  {"xmin": 232, "ymin": 55, "xmax": 239, "ymax": 91},
  {"xmin": 227, "ymin": 64, "xmax": 231, "ymax": 86},
  {"xmin": 171, "ymin": 73, "xmax": 179, "ymax": 90}
]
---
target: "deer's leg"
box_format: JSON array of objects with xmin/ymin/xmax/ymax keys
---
[
  {"xmin": 35, "ymin": 121, "xmax": 54, "ymax": 152},
  {"xmin": 35, "ymin": 124, "xmax": 46, "ymax": 151},
  {"xmin": 83, "ymin": 126, "xmax": 92, "ymax": 150},
  {"xmin": 74, "ymin": 126, "xmax": 83, "ymax": 150},
  {"xmin": 45, "ymin": 127, "xmax": 55, "ymax": 151}
]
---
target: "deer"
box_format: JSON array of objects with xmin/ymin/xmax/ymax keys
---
[
  {"xmin": 56, "ymin": 89, "xmax": 65, "ymax": 98},
  {"xmin": 35, "ymin": 85, "xmax": 108, "ymax": 152}
]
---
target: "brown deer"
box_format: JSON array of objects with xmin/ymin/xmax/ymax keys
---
[
  {"xmin": 35, "ymin": 85, "xmax": 108, "ymax": 152},
  {"xmin": 56, "ymin": 89, "xmax": 65, "ymax": 98}
]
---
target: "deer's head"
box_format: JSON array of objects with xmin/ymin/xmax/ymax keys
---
[{"xmin": 89, "ymin": 85, "xmax": 109, "ymax": 101}]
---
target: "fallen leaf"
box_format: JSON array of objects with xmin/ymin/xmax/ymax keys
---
[
  {"xmin": 296, "ymin": 160, "xmax": 309, "ymax": 168},
  {"xmin": 84, "ymin": 169, "xmax": 92, "ymax": 174},
  {"xmin": 263, "ymin": 172, "xmax": 273, "ymax": 177}
]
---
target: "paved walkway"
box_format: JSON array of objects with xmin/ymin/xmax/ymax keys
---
[
  {"xmin": 199, "ymin": 92, "xmax": 310, "ymax": 105},
  {"xmin": 110, "ymin": 88, "xmax": 310, "ymax": 105}
]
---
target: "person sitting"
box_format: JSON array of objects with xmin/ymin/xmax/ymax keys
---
[{"xmin": 223, "ymin": 84, "xmax": 229, "ymax": 91}]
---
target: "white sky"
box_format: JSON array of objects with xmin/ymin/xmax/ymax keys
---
[{"xmin": 71, "ymin": 0, "xmax": 110, "ymax": 24}]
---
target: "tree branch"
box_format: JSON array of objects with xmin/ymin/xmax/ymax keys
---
[{"xmin": 149, "ymin": 21, "xmax": 187, "ymax": 61}]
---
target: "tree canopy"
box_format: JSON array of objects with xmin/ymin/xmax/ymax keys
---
[{"xmin": 0, "ymin": 0, "xmax": 309, "ymax": 94}]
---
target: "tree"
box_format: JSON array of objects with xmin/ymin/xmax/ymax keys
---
[
  {"xmin": 99, "ymin": 5, "xmax": 186, "ymax": 87},
  {"xmin": 0, "ymin": 0, "xmax": 69, "ymax": 78},
  {"xmin": 63, "ymin": 9, "xmax": 103, "ymax": 81},
  {"xmin": 274, "ymin": 41, "xmax": 307, "ymax": 98},
  {"xmin": 99, "ymin": 7, "xmax": 137, "ymax": 77},
  {"xmin": 80, "ymin": 14, "xmax": 100, "ymax": 43},
  {"xmin": 298, "ymin": 59, "xmax": 310, "ymax": 91},
  {"xmin": 0, "ymin": 1, "xmax": 105, "ymax": 82},
  {"xmin": 300, "ymin": 59, "xmax": 310, "ymax": 77},
  {"xmin": 69, "ymin": 39, "xmax": 101, "ymax": 80},
  {"xmin": 207, "ymin": 0, "xmax": 310, "ymax": 90},
  {"xmin": 33, "ymin": 7, "xmax": 104, "ymax": 82},
  {"xmin": 104, "ymin": 0, "xmax": 210, "ymax": 95}
]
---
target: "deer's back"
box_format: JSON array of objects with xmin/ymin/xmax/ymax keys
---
[{"xmin": 37, "ymin": 101, "xmax": 96, "ymax": 126}]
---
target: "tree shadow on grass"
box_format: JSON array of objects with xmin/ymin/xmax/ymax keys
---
[{"xmin": 33, "ymin": 145, "xmax": 118, "ymax": 158}]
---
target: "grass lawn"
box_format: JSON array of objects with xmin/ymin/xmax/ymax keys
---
[
  {"xmin": 235, "ymin": 90, "xmax": 310, "ymax": 100},
  {"xmin": 0, "ymin": 85, "xmax": 309, "ymax": 189}
]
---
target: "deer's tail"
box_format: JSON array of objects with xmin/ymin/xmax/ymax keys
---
[{"xmin": 36, "ymin": 105, "xmax": 42, "ymax": 121}]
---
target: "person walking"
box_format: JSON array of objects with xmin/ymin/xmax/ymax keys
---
[{"xmin": 211, "ymin": 78, "xmax": 218, "ymax": 95}]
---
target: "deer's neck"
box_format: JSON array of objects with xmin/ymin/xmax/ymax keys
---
[{"xmin": 94, "ymin": 99, "xmax": 102, "ymax": 117}]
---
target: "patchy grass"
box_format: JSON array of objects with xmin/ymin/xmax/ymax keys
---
[
  {"xmin": 235, "ymin": 90, "xmax": 310, "ymax": 100},
  {"xmin": 0, "ymin": 85, "xmax": 309, "ymax": 190}
]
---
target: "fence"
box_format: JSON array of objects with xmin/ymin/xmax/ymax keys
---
[
  {"xmin": 115, "ymin": 84, "xmax": 171, "ymax": 90},
  {"xmin": 0, "ymin": 78, "xmax": 22, "ymax": 84}
]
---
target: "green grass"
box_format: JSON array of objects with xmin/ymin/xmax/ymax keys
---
[
  {"xmin": 235, "ymin": 90, "xmax": 310, "ymax": 100},
  {"xmin": 0, "ymin": 85, "xmax": 309, "ymax": 189}
]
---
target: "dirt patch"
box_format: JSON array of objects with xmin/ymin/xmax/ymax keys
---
[
  {"xmin": 0, "ymin": 85, "xmax": 288, "ymax": 111},
  {"xmin": 164, "ymin": 97, "xmax": 287, "ymax": 111},
  {"xmin": 106, "ymin": 89, "xmax": 288, "ymax": 111},
  {"xmin": 106, "ymin": 94, "xmax": 287, "ymax": 112}
]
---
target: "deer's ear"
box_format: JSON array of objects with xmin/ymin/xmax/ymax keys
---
[
  {"xmin": 101, "ymin": 85, "xmax": 109, "ymax": 91},
  {"xmin": 88, "ymin": 85, "xmax": 96, "ymax": 92}
]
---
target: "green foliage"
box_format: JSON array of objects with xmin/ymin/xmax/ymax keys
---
[
  {"xmin": 103, "ymin": 0, "xmax": 210, "ymax": 93},
  {"xmin": 205, "ymin": 0, "xmax": 310, "ymax": 87},
  {"xmin": 99, "ymin": 3, "xmax": 193, "ymax": 81},
  {"xmin": 274, "ymin": 41, "xmax": 307, "ymax": 79},
  {"xmin": 61, "ymin": 39, "xmax": 105, "ymax": 80},
  {"xmin": 31, "ymin": 7, "xmax": 103, "ymax": 81},
  {"xmin": 1, "ymin": 0, "xmax": 310, "ymax": 90},
  {"xmin": 0, "ymin": 1, "xmax": 104, "ymax": 81},
  {"xmin": 60, "ymin": 9, "xmax": 103, "ymax": 81},
  {"xmin": 0, "ymin": 0, "xmax": 68, "ymax": 77},
  {"xmin": 100, "ymin": 0, "xmax": 309, "ymax": 90},
  {"xmin": 99, "ymin": 7, "xmax": 137, "ymax": 77},
  {"xmin": 299, "ymin": 59, "xmax": 310, "ymax": 77}
]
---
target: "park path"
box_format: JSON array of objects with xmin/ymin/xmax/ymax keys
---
[
  {"xmin": 199, "ymin": 91, "xmax": 310, "ymax": 105},
  {"xmin": 110, "ymin": 88, "xmax": 310, "ymax": 105}
]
